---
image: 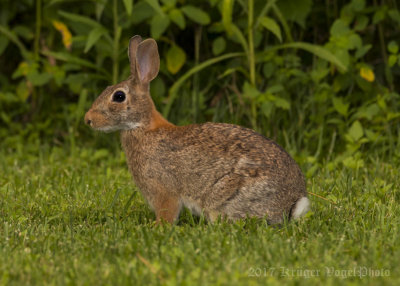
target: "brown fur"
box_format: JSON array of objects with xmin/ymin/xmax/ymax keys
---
[
  {"xmin": 149, "ymin": 109, "xmax": 173, "ymax": 131},
  {"xmin": 85, "ymin": 36, "xmax": 309, "ymax": 224}
]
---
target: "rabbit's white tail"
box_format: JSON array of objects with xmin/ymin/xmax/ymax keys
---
[{"xmin": 291, "ymin": 197, "xmax": 310, "ymax": 219}]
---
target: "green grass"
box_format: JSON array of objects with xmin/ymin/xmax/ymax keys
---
[{"xmin": 0, "ymin": 146, "xmax": 399, "ymax": 285}]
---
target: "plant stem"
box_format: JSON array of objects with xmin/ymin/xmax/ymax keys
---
[
  {"xmin": 32, "ymin": 0, "xmax": 42, "ymax": 114},
  {"xmin": 192, "ymin": 26, "xmax": 202, "ymax": 123},
  {"xmin": 34, "ymin": 0, "xmax": 41, "ymax": 61},
  {"xmin": 248, "ymin": 0, "xmax": 258, "ymax": 130},
  {"xmin": 374, "ymin": 0, "xmax": 394, "ymax": 90},
  {"xmin": 248, "ymin": 0, "xmax": 255, "ymax": 86},
  {"xmin": 112, "ymin": 0, "xmax": 121, "ymax": 84}
]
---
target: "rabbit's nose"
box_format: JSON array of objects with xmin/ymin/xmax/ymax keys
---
[{"xmin": 84, "ymin": 112, "xmax": 92, "ymax": 126}]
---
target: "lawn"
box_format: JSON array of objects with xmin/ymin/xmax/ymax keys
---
[{"xmin": 0, "ymin": 146, "xmax": 399, "ymax": 285}]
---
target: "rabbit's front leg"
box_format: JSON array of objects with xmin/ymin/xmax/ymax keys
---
[{"xmin": 153, "ymin": 192, "xmax": 182, "ymax": 224}]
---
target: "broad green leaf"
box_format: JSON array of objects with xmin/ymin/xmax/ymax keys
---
[
  {"xmin": 354, "ymin": 15, "xmax": 369, "ymax": 31},
  {"xmin": 151, "ymin": 15, "xmax": 170, "ymax": 39},
  {"xmin": 230, "ymin": 24, "xmax": 249, "ymax": 54},
  {"xmin": 388, "ymin": 41, "xmax": 399, "ymax": 54},
  {"xmin": 222, "ymin": 0, "xmax": 234, "ymax": 35},
  {"xmin": 257, "ymin": 42, "xmax": 348, "ymax": 72},
  {"xmin": 263, "ymin": 62, "xmax": 275, "ymax": 78},
  {"xmin": 13, "ymin": 25, "xmax": 34, "ymax": 40},
  {"xmin": 260, "ymin": 16, "xmax": 282, "ymax": 42},
  {"xmin": 373, "ymin": 8, "xmax": 386, "ymax": 24},
  {"xmin": 355, "ymin": 104, "xmax": 379, "ymax": 120},
  {"xmin": 16, "ymin": 81, "xmax": 30, "ymax": 101},
  {"xmin": 388, "ymin": 9, "xmax": 400, "ymax": 24},
  {"xmin": 243, "ymin": 81, "xmax": 260, "ymax": 99},
  {"xmin": 212, "ymin": 37, "xmax": 226, "ymax": 55},
  {"xmin": 65, "ymin": 74, "xmax": 87, "ymax": 94},
  {"xmin": 12, "ymin": 61, "xmax": 36, "ymax": 79},
  {"xmin": 123, "ymin": 0, "xmax": 133, "ymax": 16},
  {"xmin": 0, "ymin": 35, "xmax": 9, "ymax": 56},
  {"xmin": 332, "ymin": 96, "xmax": 349, "ymax": 117},
  {"xmin": 1, "ymin": 112, "xmax": 11, "ymax": 124},
  {"xmin": 310, "ymin": 66, "xmax": 330, "ymax": 83},
  {"xmin": 273, "ymin": 96, "xmax": 290, "ymax": 109},
  {"xmin": 388, "ymin": 55, "xmax": 398, "ymax": 67},
  {"xmin": 332, "ymin": 49, "xmax": 349, "ymax": 70},
  {"xmin": 355, "ymin": 44, "xmax": 372, "ymax": 59},
  {"xmin": 330, "ymin": 19, "xmax": 350, "ymax": 37},
  {"xmin": 365, "ymin": 129, "xmax": 379, "ymax": 142},
  {"xmin": 27, "ymin": 72, "xmax": 53, "ymax": 86},
  {"xmin": 261, "ymin": 102, "xmax": 273, "ymax": 118},
  {"xmin": 209, "ymin": 0, "xmax": 219, "ymax": 6},
  {"xmin": 59, "ymin": 11, "xmax": 102, "ymax": 28},
  {"xmin": 84, "ymin": 27, "xmax": 107, "ymax": 53},
  {"xmin": 276, "ymin": 0, "xmax": 312, "ymax": 28},
  {"xmin": 131, "ymin": 1, "xmax": 154, "ymax": 24},
  {"xmin": 166, "ymin": 44, "xmax": 186, "ymax": 74},
  {"xmin": 364, "ymin": 104, "xmax": 380, "ymax": 119},
  {"xmin": 146, "ymin": 0, "xmax": 164, "ymax": 16},
  {"xmin": 151, "ymin": 77, "xmax": 166, "ymax": 101},
  {"xmin": 267, "ymin": 84, "xmax": 284, "ymax": 94},
  {"xmin": 41, "ymin": 51, "xmax": 107, "ymax": 74},
  {"xmin": 181, "ymin": 6, "xmax": 210, "ymax": 25},
  {"xmin": 388, "ymin": 111, "xmax": 400, "ymax": 121},
  {"xmin": 46, "ymin": 65, "xmax": 66, "ymax": 86},
  {"xmin": 95, "ymin": 0, "xmax": 107, "ymax": 20},
  {"xmin": 377, "ymin": 95, "xmax": 387, "ymax": 111},
  {"xmin": 348, "ymin": 120, "xmax": 364, "ymax": 142},
  {"xmin": 169, "ymin": 9, "xmax": 185, "ymax": 29},
  {"xmin": 161, "ymin": 0, "xmax": 176, "ymax": 8},
  {"xmin": 348, "ymin": 34, "xmax": 362, "ymax": 50},
  {"xmin": 351, "ymin": 0, "xmax": 365, "ymax": 11}
]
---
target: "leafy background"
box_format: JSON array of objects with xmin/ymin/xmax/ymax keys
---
[{"xmin": 1, "ymin": 0, "xmax": 400, "ymax": 173}]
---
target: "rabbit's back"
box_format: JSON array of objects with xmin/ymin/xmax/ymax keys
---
[{"xmin": 122, "ymin": 122, "xmax": 306, "ymax": 223}]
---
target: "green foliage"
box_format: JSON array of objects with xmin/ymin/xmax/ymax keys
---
[
  {"xmin": 0, "ymin": 148, "xmax": 399, "ymax": 284},
  {"xmin": 0, "ymin": 0, "xmax": 399, "ymax": 164}
]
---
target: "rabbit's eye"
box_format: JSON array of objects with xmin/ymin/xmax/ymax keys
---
[{"xmin": 112, "ymin": 91, "xmax": 126, "ymax": 103}]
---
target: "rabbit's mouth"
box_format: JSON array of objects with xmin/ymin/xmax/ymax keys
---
[
  {"xmin": 85, "ymin": 108, "xmax": 142, "ymax": 132},
  {"xmin": 95, "ymin": 125, "xmax": 121, "ymax": 133},
  {"xmin": 92, "ymin": 122, "xmax": 142, "ymax": 133}
]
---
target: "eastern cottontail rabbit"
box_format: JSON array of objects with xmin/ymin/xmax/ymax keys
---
[{"xmin": 85, "ymin": 35, "xmax": 310, "ymax": 224}]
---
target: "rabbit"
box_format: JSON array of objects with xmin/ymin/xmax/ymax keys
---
[{"xmin": 84, "ymin": 35, "xmax": 310, "ymax": 225}]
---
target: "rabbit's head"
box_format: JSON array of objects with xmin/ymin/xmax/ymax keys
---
[{"xmin": 84, "ymin": 35, "xmax": 160, "ymax": 132}]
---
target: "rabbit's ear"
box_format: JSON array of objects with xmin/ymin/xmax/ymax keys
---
[
  {"xmin": 135, "ymin": 39, "xmax": 160, "ymax": 84},
  {"xmin": 128, "ymin": 35, "xmax": 142, "ymax": 75}
]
